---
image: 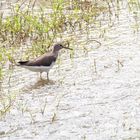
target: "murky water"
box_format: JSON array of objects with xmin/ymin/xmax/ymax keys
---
[{"xmin": 0, "ymin": 1, "xmax": 140, "ymax": 140}]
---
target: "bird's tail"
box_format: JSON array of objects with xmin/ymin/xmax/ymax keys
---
[{"xmin": 17, "ymin": 61, "xmax": 29, "ymax": 66}]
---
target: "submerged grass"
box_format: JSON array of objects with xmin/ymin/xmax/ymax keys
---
[
  {"xmin": 0, "ymin": 0, "xmax": 108, "ymax": 79},
  {"xmin": 0, "ymin": 0, "xmax": 107, "ymax": 117},
  {"xmin": 0, "ymin": 0, "xmax": 140, "ymax": 117},
  {"xmin": 128, "ymin": 0, "xmax": 140, "ymax": 33}
]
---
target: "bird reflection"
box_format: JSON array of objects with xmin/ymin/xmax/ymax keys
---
[{"xmin": 23, "ymin": 78, "xmax": 55, "ymax": 92}]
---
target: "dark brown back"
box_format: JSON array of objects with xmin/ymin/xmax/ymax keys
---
[{"xmin": 19, "ymin": 53, "xmax": 57, "ymax": 66}]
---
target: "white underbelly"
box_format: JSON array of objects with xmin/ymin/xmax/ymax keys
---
[{"xmin": 20, "ymin": 63, "xmax": 55, "ymax": 72}]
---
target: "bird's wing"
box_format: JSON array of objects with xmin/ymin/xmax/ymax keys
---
[{"xmin": 26, "ymin": 53, "xmax": 57, "ymax": 66}]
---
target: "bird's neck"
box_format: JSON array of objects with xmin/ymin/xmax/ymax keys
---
[{"xmin": 52, "ymin": 50, "xmax": 59, "ymax": 57}]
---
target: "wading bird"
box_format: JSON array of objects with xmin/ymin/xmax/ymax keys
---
[{"xmin": 18, "ymin": 43, "xmax": 72, "ymax": 80}]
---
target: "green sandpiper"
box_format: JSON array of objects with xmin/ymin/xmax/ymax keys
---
[{"xmin": 18, "ymin": 43, "xmax": 72, "ymax": 80}]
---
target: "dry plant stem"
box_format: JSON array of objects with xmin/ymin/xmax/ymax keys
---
[
  {"xmin": 117, "ymin": 60, "xmax": 123, "ymax": 72},
  {"xmin": 94, "ymin": 59, "xmax": 97, "ymax": 73},
  {"xmin": 51, "ymin": 113, "xmax": 56, "ymax": 123},
  {"xmin": 41, "ymin": 98, "xmax": 47, "ymax": 115}
]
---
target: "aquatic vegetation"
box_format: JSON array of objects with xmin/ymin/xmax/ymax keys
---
[
  {"xmin": 0, "ymin": 0, "xmax": 108, "ymax": 80},
  {"xmin": 128, "ymin": 0, "xmax": 140, "ymax": 32},
  {"xmin": 0, "ymin": 0, "xmax": 140, "ymax": 118}
]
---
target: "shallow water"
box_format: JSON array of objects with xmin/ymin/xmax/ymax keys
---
[{"xmin": 0, "ymin": 1, "xmax": 140, "ymax": 140}]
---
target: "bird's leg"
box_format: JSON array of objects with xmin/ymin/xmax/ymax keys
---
[
  {"xmin": 39, "ymin": 72, "xmax": 43, "ymax": 79},
  {"xmin": 47, "ymin": 72, "xmax": 49, "ymax": 81}
]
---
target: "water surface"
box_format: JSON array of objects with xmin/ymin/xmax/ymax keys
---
[{"xmin": 0, "ymin": 1, "xmax": 140, "ymax": 140}]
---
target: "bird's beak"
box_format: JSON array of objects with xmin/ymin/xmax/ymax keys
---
[
  {"xmin": 63, "ymin": 46, "xmax": 73, "ymax": 50},
  {"xmin": 62, "ymin": 41, "xmax": 72, "ymax": 50}
]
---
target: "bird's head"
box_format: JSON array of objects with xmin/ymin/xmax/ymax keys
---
[{"xmin": 53, "ymin": 43, "xmax": 72, "ymax": 53}]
